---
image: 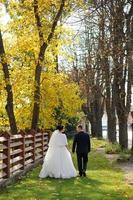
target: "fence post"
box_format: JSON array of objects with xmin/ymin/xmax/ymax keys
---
[
  {"xmin": 31, "ymin": 130, "xmax": 36, "ymax": 163},
  {"xmin": 41, "ymin": 130, "xmax": 44, "ymax": 158},
  {"xmin": 3, "ymin": 132, "xmax": 11, "ymax": 179},
  {"xmin": 43, "ymin": 131, "xmax": 49, "ymax": 155},
  {"xmin": 20, "ymin": 130, "xmax": 25, "ymax": 170}
]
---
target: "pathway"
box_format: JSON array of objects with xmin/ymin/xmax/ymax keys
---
[{"xmin": 96, "ymin": 147, "xmax": 133, "ymax": 186}]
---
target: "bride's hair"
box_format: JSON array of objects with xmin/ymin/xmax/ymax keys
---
[{"xmin": 56, "ymin": 125, "xmax": 64, "ymax": 131}]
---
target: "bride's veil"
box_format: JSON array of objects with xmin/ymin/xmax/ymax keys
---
[{"xmin": 48, "ymin": 130, "xmax": 67, "ymax": 147}]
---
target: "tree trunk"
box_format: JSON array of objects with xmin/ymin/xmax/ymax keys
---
[
  {"xmin": 0, "ymin": 30, "xmax": 17, "ymax": 134},
  {"xmin": 87, "ymin": 100, "xmax": 103, "ymax": 138},
  {"xmin": 115, "ymin": 72, "xmax": 129, "ymax": 149},
  {"xmin": 130, "ymin": 111, "xmax": 133, "ymax": 157},
  {"xmin": 83, "ymin": 95, "xmax": 103, "ymax": 138},
  {"xmin": 126, "ymin": 2, "xmax": 133, "ymax": 153},
  {"xmin": 90, "ymin": 118, "xmax": 97, "ymax": 137},
  {"xmin": 107, "ymin": 112, "xmax": 116, "ymax": 143},
  {"xmin": 105, "ymin": 57, "xmax": 117, "ymax": 143},
  {"xmin": 106, "ymin": 82, "xmax": 117, "ymax": 143},
  {"xmin": 131, "ymin": 123, "xmax": 133, "ymax": 156},
  {"xmin": 118, "ymin": 115, "xmax": 128, "ymax": 149},
  {"xmin": 111, "ymin": 1, "xmax": 130, "ymax": 149},
  {"xmin": 94, "ymin": 92, "xmax": 103, "ymax": 138},
  {"xmin": 96, "ymin": 116, "xmax": 102, "ymax": 138},
  {"xmin": 82, "ymin": 104, "xmax": 97, "ymax": 137},
  {"xmin": 31, "ymin": 45, "xmax": 47, "ymax": 130},
  {"xmin": 31, "ymin": 0, "xmax": 65, "ymax": 130}
]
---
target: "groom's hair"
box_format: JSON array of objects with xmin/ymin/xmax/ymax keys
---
[
  {"xmin": 77, "ymin": 125, "xmax": 83, "ymax": 129},
  {"xmin": 56, "ymin": 125, "xmax": 64, "ymax": 131}
]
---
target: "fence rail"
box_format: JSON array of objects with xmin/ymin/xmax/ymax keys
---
[{"xmin": 0, "ymin": 130, "xmax": 49, "ymax": 184}]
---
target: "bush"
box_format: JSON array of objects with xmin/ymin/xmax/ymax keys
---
[
  {"xmin": 117, "ymin": 152, "xmax": 131, "ymax": 162},
  {"xmin": 92, "ymin": 138, "xmax": 107, "ymax": 149},
  {"xmin": 105, "ymin": 142, "xmax": 121, "ymax": 154}
]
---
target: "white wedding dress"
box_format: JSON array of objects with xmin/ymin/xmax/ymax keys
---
[{"xmin": 39, "ymin": 130, "xmax": 77, "ymax": 179}]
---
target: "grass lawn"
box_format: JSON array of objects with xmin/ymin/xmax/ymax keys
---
[{"xmin": 0, "ymin": 139, "xmax": 133, "ymax": 200}]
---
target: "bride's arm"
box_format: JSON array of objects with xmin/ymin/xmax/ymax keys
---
[{"xmin": 63, "ymin": 134, "xmax": 70, "ymax": 151}]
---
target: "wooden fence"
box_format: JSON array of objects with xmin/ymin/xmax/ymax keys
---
[{"xmin": 0, "ymin": 130, "xmax": 49, "ymax": 184}]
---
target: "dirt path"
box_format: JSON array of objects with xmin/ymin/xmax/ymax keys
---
[
  {"xmin": 118, "ymin": 162, "xmax": 133, "ymax": 186},
  {"xmin": 96, "ymin": 147, "xmax": 133, "ymax": 186}
]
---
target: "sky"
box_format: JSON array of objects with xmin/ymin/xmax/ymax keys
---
[{"xmin": 0, "ymin": 3, "xmax": 10, "ymax": 25}]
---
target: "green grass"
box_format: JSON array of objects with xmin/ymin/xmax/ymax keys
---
[{"xmin": 0, "ymin": 139, "xmax": 133, "ymax": 200}]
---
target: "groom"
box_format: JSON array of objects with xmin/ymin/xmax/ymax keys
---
[{"xmin": 72, "ymin": 125, "xmax": 91, "ymax": 177}]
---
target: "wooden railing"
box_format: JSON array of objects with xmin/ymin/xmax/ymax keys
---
[{"xmin": 0, "ymin": 130, "xmax": 49, "ymax": 183}]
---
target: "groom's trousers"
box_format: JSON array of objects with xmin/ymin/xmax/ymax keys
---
[{"xmin": 77, "ymin": 153, "xmax": 88, "ymax": 174}]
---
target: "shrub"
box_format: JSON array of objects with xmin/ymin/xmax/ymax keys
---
[
  {"xmin": 105, "ymin": 142, "xmax": 121, "ymax": 154},
  {"xmin": 117, "ymin": 152, "xmax": 131, "ymax": 162}
]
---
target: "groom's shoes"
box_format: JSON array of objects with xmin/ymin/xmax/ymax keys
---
[
  {"xmin": 77, "ymin": 171, "xmax": 87, "ymax": 177},
  {"xmin": 82, "ymin": 172, "xmax": 86, "ymax": 177},
  {"xmin": 78, "ymin": 172, "xmax": 82, "ymax": 177}
]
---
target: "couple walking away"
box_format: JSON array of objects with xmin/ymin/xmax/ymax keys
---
[{"xmin": 39, "ymin": 125, "xmax": 91, "ymax": 178}]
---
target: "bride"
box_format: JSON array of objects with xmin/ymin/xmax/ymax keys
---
[{"xmin": 39, "ymin": 125, "xmax": 77, "ymax": 179}]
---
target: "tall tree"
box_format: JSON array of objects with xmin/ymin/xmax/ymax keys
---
[
  {"xmin": 31, "ymin": 0, "xmax": 66, "ymax": 130},
  {"xmin": 98, "ymin": 0, "xmax": 117, "ymax": 143},
  {"xmin": 0, "ymin": 30, "xmax": 17, "ymax": 134},
  {"xmin": 111, "ymin": 0, "xmax": 132, "ymax": 149}
]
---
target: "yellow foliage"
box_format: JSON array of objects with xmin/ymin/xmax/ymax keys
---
[
  {"xmin": 0, "ymin": 0, "xmax": 84, "ymax": 130},
  {"xmin": 40, "ymin": 72, "xmax": 83, "ymax": 128}
]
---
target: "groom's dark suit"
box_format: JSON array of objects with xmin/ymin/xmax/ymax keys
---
[{"xmin": 72, "ymin": 131, "xmax": 91, "ymax": 176}]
